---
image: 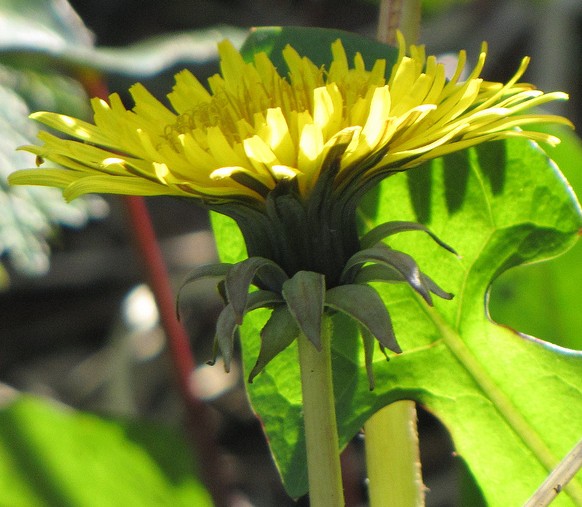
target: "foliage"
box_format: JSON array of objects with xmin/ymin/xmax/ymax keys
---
[
  {"xmin": 0, "ymin": 0, "xmax": 241, "ymax": 502},
  {"xmin": 0, "ymin": 0, "xmax": 100, "ymax": 281},
  {"xmin": 0, "ymin": 396, "xmax": 212, "ymax": 506}
]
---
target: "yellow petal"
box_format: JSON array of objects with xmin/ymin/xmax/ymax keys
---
[
  {"xmin": 261, "ymin": 108, "xmax": 296, "ymax": 166},
  {"xmin": 130, "ymin": 83, "xmax": 176, "ymax": 126},
  {"xmin": 64, "ymin": 175, "xmax": 174, "ymax": 201},
  {"xmin": 327, "ymin": 39, "xmax": 349, "ymax": 82},
  {"xmin": 297, "ymin": 122, "xmax": 324, "ymax": 191},
  {"xmin": 206, "ymin": 126, "xmax": 250, "ymax": 168},
  {"xmin": 167, "ymin": 69, "xmax": 212, "ymax": 113},
  {"xmin": 313, "ymin": 83, "xmax": 343, "ymax": 141},
  {"xmin": 243, "ymin": 135, "xmax": 280, "ymax": 180},
  {"xmin": 362, "ymin": 86, "xmax": 392, "ymax": 148},
  {"xmin": 179, "ymin": 133, "xmax": 220, "ymax": 171},
  {"xmin": 30, "ymin": 112, "xmax": 115, "ymax": 148}
]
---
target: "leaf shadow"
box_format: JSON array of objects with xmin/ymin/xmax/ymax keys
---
[
  {"xmin": 475, "ymin": 141, "xmax": 507, "ymax": 196},
  {"xmin": 406, "ymin": 165, "xmax": 433, "ymax": 224},
  {"xmin": 407, "ymin": 142, "xmax": 508, "ymax": 225},
  {"xmin": 444, "ymin": 151, "xmax": 470, "ymax": 215}
]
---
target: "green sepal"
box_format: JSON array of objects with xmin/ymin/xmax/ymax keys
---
[
  {"xmin": 353, "ymin": 263, "xmax": 404, "ymax": 284},
  {"xmin": 308, "ymin": 130, "xmax": 354, "ymax": 206},
  {"xmin": 360, "ymin": 220, "xmax": 457, "ymax": 254},
  {"xmin": 230, "ymin": 171, "xmax": 272, "ymax": 198},
  {"xmin": 226, "ymin": 257, "xmax": 289, "ymax": 324},
  {"xmin": 325, "ymin": 284, "xmax": 401, "ymax": 353},
  {"xmin": 248, "ymin": 305, "xmax": 300, "ymax": 383},
  {"xmin": 264, "ymin": 181, "xmax": 309, "ymax": 275},
  {"xmin": 342, "ymin": 245, "xmax": 433, "ymax": 304},
  {"xmin": 214, "ymin": 305, "xmax": 238, "ymax": 372},
  {"xmin": 419, "ymin": 272, "xmax": 454, "ymax": 300},
  {"xmin": 361, "ymin": 327, "xmax": 377, "ymax": 390},
  {"xmin": 215, "ymin": 289, "xmax": 284, "ymax": 372},
  {"xmin": 217, "ymin": 279, "xmax": 227, "ymax": 304},
  {"xmin": 354, "ymin": 264, "xmax": 453, "ymax": 300},
  {"xmin": 176, "ymin": 262, "xmax": 232, "ymax": 319},
  {"xmin": 282, "ymin": 271, "xmax": 326, "ymax": 350}
]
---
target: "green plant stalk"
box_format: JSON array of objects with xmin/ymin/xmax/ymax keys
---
[
  {"xmin": 364, "ymin": 401, "xmax": 424, "ymax": 506},
  {"xmin": 297, "ymin": 316, "xmax": 344, "ymax": 507},
  {"xmin": 365, "ymin": 2, "xmax": 426, "ymax": 507}
]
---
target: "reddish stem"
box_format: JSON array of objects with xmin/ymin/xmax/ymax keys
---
[
  {"xmin": 79, "ymin": 73, "xmax": 225, "ymax": 505},
  {"xmin": 123, "ymin": 196, "xmax": 224, "ymax": 505},
  {"xmin": 123, "ymin": 196, "xmax": 195, "ymax": 396}
]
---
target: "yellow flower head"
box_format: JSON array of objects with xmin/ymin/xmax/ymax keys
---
[
  {"xmin": 9, "ymin": 34, "xmax": 571, "ymax": 206},
  {"xmin": 11, "ymin": 34, "xmax": 572, "ymax": 379}
]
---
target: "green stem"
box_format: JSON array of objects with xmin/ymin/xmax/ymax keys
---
[
  {"xmin": 364, "ymin": 401, "xmax": 425, "ymax": 507},
  {"xmin": 366, "ymin": 3, "xmax": 425, "ymax": 507},
  {"xmin": 297, "ymin": 316, "xmax": 344, "ymax": 507}
]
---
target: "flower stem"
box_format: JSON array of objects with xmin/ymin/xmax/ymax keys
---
[
  {"xmin": 297, "ymin": 316, "xmax": 344, "ymax": 507},
  {"xmin": 364, "ymin": 401, "xmax": 425, "ymax": 507},
  {"xmin": 368, "ymin": 3, "xmax": 425, "ymax": 507}
]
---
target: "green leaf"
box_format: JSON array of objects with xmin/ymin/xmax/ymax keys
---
[
  {"xmin": 249, "ymin": 306, "xmax": 300, "ymax": 382},
  {"xmin": 209, "ymin": 25, "xmax": 582, "ymax": 504},
  {"xmin": 240, "ymin": 26, "xmax": 398, "ymax": 78},
  {"xmin": 489, "ymin": 124, "xmax": 582, "ymax": 350},
  {"xmin": 0, "ymin": 0, "xmax": 94, "ymax": 49},
  {"xmin": 0, "ymin": 1, "xmax": 103, "ymax": 278},
  {"xmin": 0, "ymin": 1, "xmax": 245, "ymax": 280},
  {"xmin": 0, "ymin": 68, "xmax": 106, "ymax": 277},
  {"xmin": 0, "ymin": 396, "xmax": 211, "ymax": 506},
  {"xmin": 211, "ymin": 138, "xmax": 582, "ymax": 504},
  {"xmin": 353, "ymin": 139, "xmax": 582, "ymax": 506}
]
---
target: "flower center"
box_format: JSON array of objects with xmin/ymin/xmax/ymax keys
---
[{"xmin": 164, "ymin": 93, "xmax": 244, "ymax": 146}]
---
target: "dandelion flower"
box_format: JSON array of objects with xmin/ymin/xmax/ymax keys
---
[
  {"xmin": 10, "ymin": 35, "xmax": 570, "ymax": 203},
  {"xmin": 9, "ymin": 34, "xmax": 573, "ymax": 379}
]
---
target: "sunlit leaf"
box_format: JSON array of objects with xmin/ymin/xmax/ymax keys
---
[
  {"xmin": 212, "ymin": 26, "xmax": 582, "ymax": 505},
  {"xmin": 240, "ymin": 26, "xmax": 398, "ymax": 76},
  {"xmin": 489, "ymin": 124, "xmax": 582, "ymax": 350}
]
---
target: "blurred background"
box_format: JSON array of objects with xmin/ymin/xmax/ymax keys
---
[{"xmin": 1, "ymin": 0, "xmax": 581, "ymax": 505}]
